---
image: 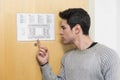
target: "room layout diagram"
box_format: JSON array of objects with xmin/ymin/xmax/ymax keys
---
[{"xmin": 17, "ymin": 13, "xmax": 55, "ymax": 41}]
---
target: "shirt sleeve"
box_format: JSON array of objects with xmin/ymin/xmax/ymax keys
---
[
  {"xmin": 101, "ymin": 49, "xmax": 120, "ymax": 80},
  {"xmin": 41, "ymin": 63, "xmax": 65, "ymax": 80}
]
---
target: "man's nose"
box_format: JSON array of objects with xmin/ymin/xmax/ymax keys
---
[{"xmin": 59, "ymin": 29, "xmax": 63, "ymax": 35}]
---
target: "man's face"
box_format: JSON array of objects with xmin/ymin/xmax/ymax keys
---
[{"xmin": 60, "ymin": 19, "xmax": 75, "ymax": 44}]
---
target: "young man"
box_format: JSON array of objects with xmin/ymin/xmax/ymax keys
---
[{"xmin": 36, "ymin": 8, "xmax": 120, "ymax": 80}]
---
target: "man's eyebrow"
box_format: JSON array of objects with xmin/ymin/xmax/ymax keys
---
[{"xmin": 61, "ymin": 25, "xmax": 64, "ymax": 28}]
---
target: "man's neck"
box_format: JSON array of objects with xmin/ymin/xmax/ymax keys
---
[{"xmin": 74, "ymin": 35, "xmax": 93, "ymax": 50}]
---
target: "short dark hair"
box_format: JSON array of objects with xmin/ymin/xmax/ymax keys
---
[{"xmin": 59, "ymin": 8, "xmax": 91, "ymax": 35}]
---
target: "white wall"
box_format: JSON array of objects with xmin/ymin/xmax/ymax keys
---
[
  {"xmin": 94, "ymin": 0, "xmax": 120, "ymax": 57},
  {"xmin": 117, "ymin": 0, "xmax": 120, "ymax": 56},
  {"xmin": 87, "ymin": 0, "xmax": 95, "ymax": 40}
]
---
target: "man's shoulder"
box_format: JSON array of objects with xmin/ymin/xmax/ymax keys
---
[
  {"xmin": 95, "ymin": 43, "xmax": 117, "ymax": 55},
  {"xmin": 95, "ymin": 43, "xmax": 119, "ymax": 62}
]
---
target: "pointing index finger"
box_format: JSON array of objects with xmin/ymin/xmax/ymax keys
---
[{"xmin": 37, "ymin": 39, "xmax": 40, "ymax": 48}]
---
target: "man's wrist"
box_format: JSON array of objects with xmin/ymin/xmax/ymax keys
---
[{"xmin": 40, "ymin": 62, "xmax": 48, "ymax": 67}]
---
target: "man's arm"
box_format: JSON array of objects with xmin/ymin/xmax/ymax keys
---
[
  {"xmin": 104, "ymin": 60, "xmax": 120, "ymax": 80},
  {"xmin": 36, "ymin": 40, "xmax": 65, "ymax": 80},
  {"xmin": 41, "ymin": 63, "xmax": 65, "ymax": 80},
  {"xmin": 101, "ymin": 50, "xmax": 120, "ymax": 80}
]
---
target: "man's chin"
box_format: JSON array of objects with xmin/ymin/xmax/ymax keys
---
[
  {"xmin": 61, "ymin": 41, "xmax": 72, "ymax": 45},
  {"xmin": 63, "ymin": 42, "xmax": 69, "ymax": 45}
]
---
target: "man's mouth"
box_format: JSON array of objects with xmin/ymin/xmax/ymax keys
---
[{"xmin": 61, "ymin": 37, "xmax": 64, "ymax": 40}]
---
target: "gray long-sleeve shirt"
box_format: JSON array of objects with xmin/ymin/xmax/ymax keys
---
[{"xmin": 41, "ymin": 43, "xmax": 120, "ymax": 80}]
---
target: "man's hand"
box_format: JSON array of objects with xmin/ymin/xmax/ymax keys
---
[{"xmin": 36, "ymin": 40, "xmax": 49, "ymax": 66}]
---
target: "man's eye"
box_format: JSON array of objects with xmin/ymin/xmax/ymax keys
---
[
  {"xmin": 61, "ymin": 26, "xmax": 66, "ymax": 30},
  {"xmin": 61, "ymin": 25, "xmax": 66, "ymax": 30},
  {"xmin": 62, "ymin": 27, "xmax": 66, "ymax": 30}
]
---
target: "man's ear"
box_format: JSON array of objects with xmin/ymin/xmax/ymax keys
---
[{"xmin": 73, "ymin": 24, "xmax": 82, "ymax": 34}]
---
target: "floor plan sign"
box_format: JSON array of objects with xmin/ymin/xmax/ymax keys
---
[{"xmin": 17, "ymin": 13, "xmax": 55, "ymax": 41}]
